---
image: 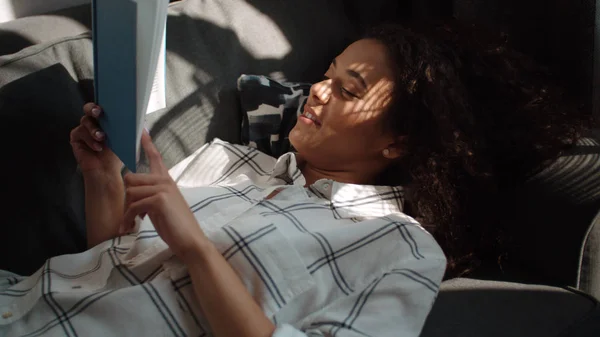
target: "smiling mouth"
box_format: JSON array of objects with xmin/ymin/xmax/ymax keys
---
[{"xmin": 300, "ymin": 110, "xmax": 322, "ymax": 126}]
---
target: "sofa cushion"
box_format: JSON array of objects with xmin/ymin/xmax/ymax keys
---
[
  {"xmin": 237, "ymin": 74, "xmax": 310, "ymax": 157},
  {"xmin": 421, "ymin": 278, "xmax": 600, "ymax": 337},
  {"xmin": 0, "ymin": 4, "xmax": 92, "ymax": 56}
]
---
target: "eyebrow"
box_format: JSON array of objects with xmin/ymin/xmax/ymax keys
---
[{"xmin": 332, "ymin": 58, "xmax": 368, "ymax": 91}]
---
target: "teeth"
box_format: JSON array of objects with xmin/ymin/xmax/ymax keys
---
[{"xmin": 304, "ymin": 111, "xmax": 319, "ymax": 123}]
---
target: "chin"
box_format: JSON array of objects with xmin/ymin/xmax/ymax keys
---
[
  {"xmin": 289, "ymin": 123, "xmax": 319, "ymax": 155},
  {"xmin": 289, "ymin": 125, "xmax": 301, "ymax": 149}
]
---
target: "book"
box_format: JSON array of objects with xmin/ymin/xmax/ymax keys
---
[{"xmin": 92, "ymin": 0, "xmax": 169, "ymax": 172}]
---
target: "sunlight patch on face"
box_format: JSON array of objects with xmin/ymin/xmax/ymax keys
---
[
  {"xmin": 341, "ymin": 78, "xmax": 395, "ymax": 124},
  {"xmin": 347, "ymin": 62, "xmax": 374, "ymax": 78},
  {"xmin": 314, "ymin": 82, "xmax": 332, "ymax": 104}
]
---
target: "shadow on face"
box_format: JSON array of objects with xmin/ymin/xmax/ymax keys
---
[{"xmin": 290, "ymin": 38, "xmax": 400, "ymax": 171}]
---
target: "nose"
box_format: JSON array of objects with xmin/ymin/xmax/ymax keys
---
[{"xmin": 308, "ymin": 79, "xmax": 331, "ymax": 106}]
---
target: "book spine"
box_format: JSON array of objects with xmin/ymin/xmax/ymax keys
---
[{"xmin": 91, "ymin": 0, "xmax": 98, "ymax": 102}]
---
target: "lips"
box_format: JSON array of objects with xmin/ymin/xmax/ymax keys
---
[{"xmin": 300, "ymin": 106, "xmax": 322, "ymax": 126}]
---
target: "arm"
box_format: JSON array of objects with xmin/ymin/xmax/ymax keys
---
[
  {"xmin": 122, "ymin": 130, "xmax": 275, "ymax": 337},
  {"xmin": 185, "ymin": 240, "xmax": 276, "ymax": 337},
  {"xmin": 185, "ymin": 242, "xmax": 445, "ymax": 337},
  {"xmin": 84, "ymin": 171, "xmax": 125, "ymax": 248}
]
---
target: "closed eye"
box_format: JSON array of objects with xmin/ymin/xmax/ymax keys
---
[
  {"xmin": 340, "ymin": 87, "xmax": 358, "ymax": 99},
  {"xmin": 323, "ymin": 76, "xmax": 358, "ymax": 99}
]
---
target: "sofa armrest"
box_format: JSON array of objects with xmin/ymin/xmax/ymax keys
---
[
  {"xmin": 578, "ymin": 209, "xmax": 600, "ymax": 300},
  {"xmin": 421, "ymin": 278, "xmax": 599, "ymax": 337}
]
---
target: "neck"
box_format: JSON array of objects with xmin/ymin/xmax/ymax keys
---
[{"xmin": 296, "ymin": 155, "xmax": 383, "ymax": 186}]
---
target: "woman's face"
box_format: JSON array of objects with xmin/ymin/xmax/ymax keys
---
[{"xmin": 290, "ymin": 38, "xmax": 398, "ymax": 174}]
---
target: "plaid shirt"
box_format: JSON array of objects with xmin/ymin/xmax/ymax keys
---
[{"xmin": 0, "ymin": 139, "xmax": 446, "ymax": 337}]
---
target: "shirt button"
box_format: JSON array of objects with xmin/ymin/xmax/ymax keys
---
[
  {"xmin": 323, "ymin": 183, "xmax": 330, "ymax": 190},
  {"xmin": 2, "ymin": 311, "xmax": 13, "ymax": 319}
]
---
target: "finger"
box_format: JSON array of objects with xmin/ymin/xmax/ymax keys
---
[
  {"xmin": 83, "ymin": 103, "xmax": 103, "ymax": 118},
  {"xmin": 122, "ymin": 195, "xmax": 159, "ymax": 231},
  {"xmin": 141, "ymin": 129, "xmax": 168, "ymax": 175},
  {"xmin": 70, "ymin": 124, "xmax": 103, "ymax": 152},
  {"xmin": 124, "ymin": 172, "xmax": 168, "ymax": 187},
  {"xmin": 80, "ymin": 116, "xmax": 106, "ymax": 142},
  {"xmin": 125, "ymin": 185, "xmax": 162, "ymax": 209}
]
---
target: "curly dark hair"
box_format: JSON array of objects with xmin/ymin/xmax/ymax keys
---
[{"xmin": 367, "ymin": 21, "xmax": 592, "ymax": 278}]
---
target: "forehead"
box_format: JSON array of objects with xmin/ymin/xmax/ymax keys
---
[{"xmin": 336, "ymin": 39, "xmax": 395, "ymax": 87}]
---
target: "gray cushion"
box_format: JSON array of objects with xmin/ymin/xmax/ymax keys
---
[
  {"xmin": 0, "ymin": 4, "xmax": 92, "ymax": 56},
  {"xmin": 421, "ymin": 278, "xmax": 600, "ymax": 337},
  {"xmin": 579, "ymin": 209, "xmax": 600, "ymax": 300}
]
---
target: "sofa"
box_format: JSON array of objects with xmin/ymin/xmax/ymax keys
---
[{"xmin": 0, "ymin": 0, "xmax": 599, "ymax": 336}]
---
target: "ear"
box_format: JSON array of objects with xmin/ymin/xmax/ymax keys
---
[{"xmin": 382, "ymin": 135, "xmax": 407, "ymax": 160}]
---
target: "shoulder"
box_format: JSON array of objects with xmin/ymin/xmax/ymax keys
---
[{"xmin": 168, "ymin": 138, "xmax": 278, "ymax": 186}]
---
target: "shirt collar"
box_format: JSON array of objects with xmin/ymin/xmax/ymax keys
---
[{"xmin": 271, "ymin": 153, "xmax": 405, "ymax": 219}]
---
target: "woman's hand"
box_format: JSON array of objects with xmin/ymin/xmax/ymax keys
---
[
  {"xmin": 123, "ymin": 130, "xmax": 208, "ymax": 264},
  {"xmin": 70, "ymin": 103, "xmax": 122, "ymax": 176},
  {"xmin": 125, "ymin": 133, "xmax": 275, "ymax": 337}
]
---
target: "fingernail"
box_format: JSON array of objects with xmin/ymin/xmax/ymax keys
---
[
  {"xmin": 91, "ymin": 107, "xmax": 101, "ymax": 117},
  {"xmin": 144, "ymin": 127, "xmax": 150, "ymax": 133},
  {"xmin": 95, "ymin": 131, "xmax": 105, "ymax": 139}
]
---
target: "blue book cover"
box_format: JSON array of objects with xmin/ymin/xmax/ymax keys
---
[
  {"xmin": 92, "ymin": 0, "xmax": 138, "ymax": 172},
  {"xmin": 92, "ymin": 0, "xmax": 168, "ymax": 172}
]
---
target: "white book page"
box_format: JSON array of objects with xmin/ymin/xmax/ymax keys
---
[
  {"xmin": 146, "ymin": 29, "xmax": 167, "ymax": 115},
  {"xmin": 133, "ymin": 0, "xmax": 168, "ymax": 160}
]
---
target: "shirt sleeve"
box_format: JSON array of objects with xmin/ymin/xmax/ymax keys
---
[{"xmin": 271, "ymin": 257, "xmax": 446, "ymax": 337}]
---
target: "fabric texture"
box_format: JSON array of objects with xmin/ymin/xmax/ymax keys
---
[
  {"xmin": 0, "ymin": 139, "xmax": 446, "ymax": 337},
  {"xmin": 0, "ymin": 4, "xmax": 92, "ymax": 56},
  {"xmin": 238, "ymin": 74, "xmax": 311, "ymax": 157},
  {"xmin": 421, "ymin": 278, "xmax": 600, "ymax": 337}
]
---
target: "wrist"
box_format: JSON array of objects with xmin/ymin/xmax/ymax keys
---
[
  {"xmin": 181, "ymin": 235, "xmax": 217, "ymax": 267},
  {"xmin": 83, "ymin": 169, "xmax": 123, "ymax": 190}
]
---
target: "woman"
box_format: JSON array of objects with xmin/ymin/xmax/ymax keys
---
[{"xmin": 0, "ymin": 23, "xmax": 587, "ymax": 336}]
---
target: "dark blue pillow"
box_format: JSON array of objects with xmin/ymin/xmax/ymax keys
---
[{"xmin": 237, "ymin": 74, "xmax": 311, "ymax": 158}]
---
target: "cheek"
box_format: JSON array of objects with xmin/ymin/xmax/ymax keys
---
[
  {"xmin": 290, "ymin": 98, "xmax": 387, "ymax": 154},
  {"xmin": 325, "ymin": 100, "xmax": 384, "ymax": 135}
]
